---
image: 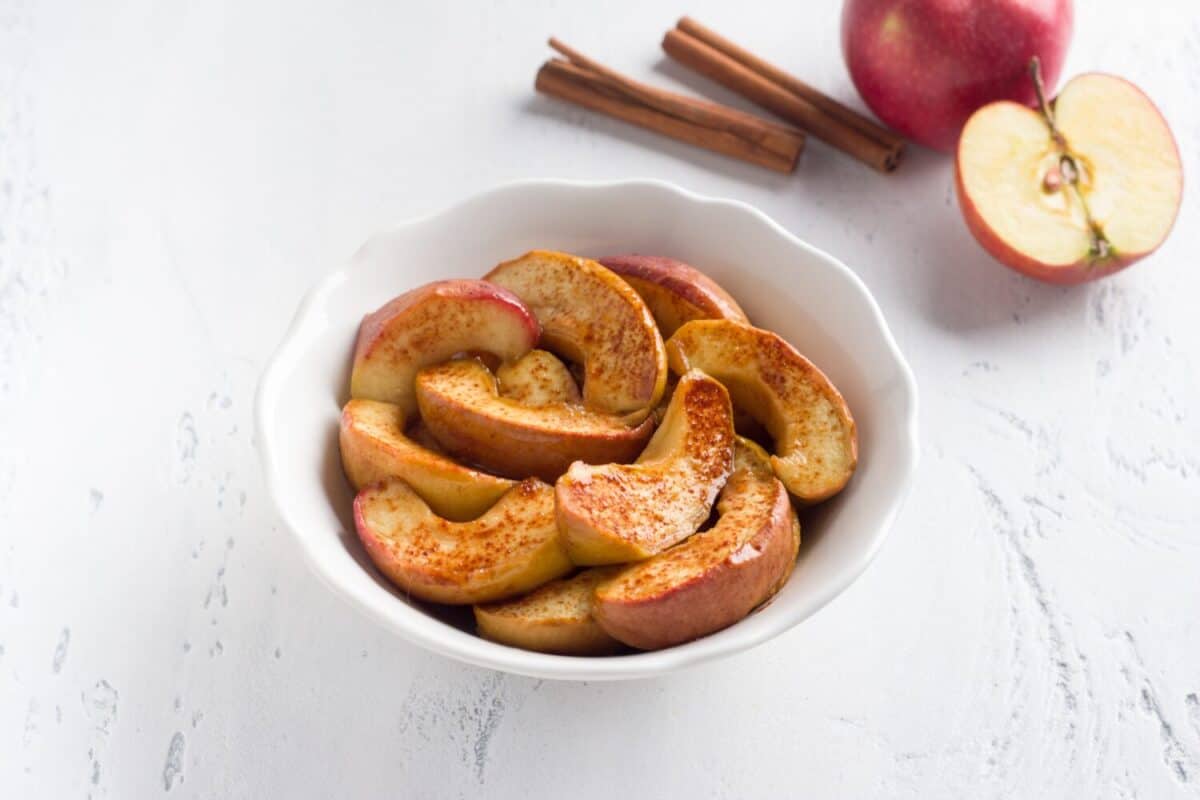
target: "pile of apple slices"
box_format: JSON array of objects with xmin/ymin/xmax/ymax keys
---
[{"xmin": 340, "ymin": 250, "xmax": 857, "ymax": 654}]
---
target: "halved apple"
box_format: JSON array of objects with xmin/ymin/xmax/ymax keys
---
[
  {"xmin": 599, "ymin": 254, "xmax": 748, "ymax": 336},
  {"xmin": 593, "ymin": 438, "xmax": 800, "ymax": 650},
  {"xmin": 666, "ymin": 320, "xmax": 856, "ymax": 503},
  {"xmin": 473, "ymin": 567, "xmax": 624, "ymax": 655},
  {"xmin": 350, "ymin": 280, "xmax": 540, "ymax": 415},
  {"xmin": 496, "ymin": 349, "xmax": 580, "ymax": 406},
  {"xmin": 485, "ymin": 251, "xmax": 666, "ymax": 418},
  {"xmin": 353, "ymin": 477, "xmax": 572, "ymax": 604},
  {"xmin": 339, "ymin": 399, "xmax": 513, "ymax": 521},
  {"xmin": 416, "ymin": 358, "xmax": 655, "ymax": 482},
  {"xmin": 956, "ymin": 70, "xmax": 1183, "ymax": 284},
  {"xmin": 556, "ymin": 370, "xmax": 735, "ymax": 565}
]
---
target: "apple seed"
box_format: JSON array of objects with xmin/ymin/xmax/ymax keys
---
[{"xmin": 1028, "ymin": 57, "xmax": 1114, "ymax": 263}]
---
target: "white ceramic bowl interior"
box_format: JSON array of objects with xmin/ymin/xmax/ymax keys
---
[{"xmin": 256, "ymin": 179, "xmax": 919, "ymax": 680}]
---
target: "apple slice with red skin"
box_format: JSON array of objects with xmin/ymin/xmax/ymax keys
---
[
  {"xmin": 956, "ymin": 65, "xmax": 1183, "ymax": 284},
  {"xmin": 416, "ymin": 358, "xmax": 654, "ymax": 482},
  {"xmin": 485, "ymin": 251, "xmax": 666, "ymax": 419},
  {"xmin": 353, "ymin": 477, "xmax": 572, "ymax": 605},
  {"xmin": 556, "ymin": 370, "xmax": 735, "ymax": 565},
  {"xmin": 598, "ymin": 255, "xmax": 748, "ymax": 336},
  {"xmin": 339, "ymin": 399, "xmax": 514, "ymax": 522},
  {"xmin": 593, "ymin": 438, "xmax": 800, "ymax": 651},
  {"xmin": 350, "ymin": 280, "xmax": 540, "ymax": 416},
  {"xmin": 666, "ymin": 320, "xmax": 857, "ymax": 503}
]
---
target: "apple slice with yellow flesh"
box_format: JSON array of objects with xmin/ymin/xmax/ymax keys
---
[
  {"xmin": 407, "ymin": 418, "xmax": 448, "ymax": 454},
  {"xmin": 666, "ymin": 320, "xmax": 857, "ymax": 503},
  {"xmin": 484, "ymin": 251, "xmax": 666, "ymax": 418},
  {"xmin": 956, "ymin": 61, "xmax": 1183, "ymax": 284},
  {"xmin": 350, "ymin": 280, "xmax": 540, "ymax": 416},
  {"xmin": 339, "ymin": 399, "xmax": 513, "ymax": 521},
  {"xmin": 598, "ymin": 255, "xmax": 748, "ymax": 337},
  {"xmin": 593, "ymin": 438, "xmax": 800, "ymax": 650},
  {"xmin": 416, "ymin": 358, "xmax": 654, "ymax": 482},
  {"xmin": 473, "ymin": 567, "xmax": 624, "ymax": 655},
  {"xmin": 496, "ymin": 349, "xmax": 580, "ymax": 406},
  {"xmin": 353, "ymin": 477, "xmax": 572, "ymax": 605},
  {"xmin": 556, "ymin": 370, "xmax": 735, "ymax": 565}
]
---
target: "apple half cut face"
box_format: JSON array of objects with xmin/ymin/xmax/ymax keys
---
[
  {"xmin": 350, "ymin": 280, "xmax": 540, "ymax": 416},
  {"xmin": 415, "ymin": 358, "xmax": 655, "ymax": 482},
  {"xmin": 555, "ymin": 370, "xmax": 735, "ymax": 565},
  {"xmin": 473, "ymin": 567, "xmax": 624, "ymax": 656},
  {"xmin": 339, "ymin": 399, "xmax": 514, "ymax": 521},
  {"xmin": 598, "ymin": 254, "xmax": 749, "ymax": 337},
  {"xmin": 485, "ymin": 251, "xmax": 667, "ymax": 419},
  {"xmin": 956, "ymin": 72, "xmax": 1183, "ymax": 284},
  {"xmin": 353, "ymin": 477, "xmax": 572, "ymax": 605},
  {"xmin": 593, "ymin": 438, "xmax": 799, "ymax": 651},
  {"xmin": 666, "ymin": 320, "xmax": 857, "ymax": 503}
]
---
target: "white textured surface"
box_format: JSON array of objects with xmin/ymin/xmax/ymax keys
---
[{"xmin": 1, "ymin": 0, "xmax": 1197, "ymax": 796}]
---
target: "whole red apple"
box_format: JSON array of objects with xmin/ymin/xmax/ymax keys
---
[{"xmin": 842, "ymin": 0, "xmax": 1073, "ymax": 152}]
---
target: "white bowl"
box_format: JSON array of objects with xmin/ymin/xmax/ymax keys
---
[{"xmin": 256, "ymin": 179, "xmax": 919, "ymax": 681}]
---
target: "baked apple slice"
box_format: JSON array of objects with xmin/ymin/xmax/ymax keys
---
[
  {"xmin": 556, "ymin": 370, "xmax": 735, "ymax": 565},
  {"xmin": 350, "ymin": 280, "xmax": 540, "ymax": 416},
  {"xmin": 353, "ymin": 477, "xmax": 572, "ymax": 604},
  {"xmin": 667, "ymin": 320, "xmax": 857, "ymax": 502},
  {"xmin": 484, "ymin": 251, "xmax": 666, "ymax": 418},
  {"xmin": 593, "ymin": 438, "xmax": 799, "ymax": 650},
  {"xmin": 473, "ymin": 567, "xmax": 624, "ymax": 655},
  {"xmin": 599, "ymin": 255, "xmax": 748, "ymax": 336},
  {"xmin": 416, "ymin": 359, "xmax": 654, "ymax": 482},
  {"xmin": 339, "ymin": 399, "xmax": 513, "ymax": 521},
  {"xmin": 496, "ymin": 349, "xmax": 581, "ymax": 406},
  {"xmin": 406, "ymin": 417, "xmax": 448, "ymax": 454}
]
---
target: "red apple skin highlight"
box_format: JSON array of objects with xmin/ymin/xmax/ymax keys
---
[
  {"xmin": 354, "ymin": 280, "xmax": 538, "ymax": 365},
  {"xmin": 842, "ymin": 0, "xmax": 1073, "ymax": 152}
]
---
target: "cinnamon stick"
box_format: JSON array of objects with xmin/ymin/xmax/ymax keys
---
[
  {"xmin": 677, "ymin": 17, "xmax": 901, "ymax": 152},
  {"xmin": 535, "ymin": 45, "xmax": 804, "ymax": 173},
  {"xmin": 546, "ymin": 38, "xmax": 801, "ymax": 163},
  {"xmin": 663, "ymin": 22, "xmax": 904, "ymax": 172}
]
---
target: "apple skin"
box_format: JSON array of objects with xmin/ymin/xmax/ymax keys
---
[
  {"xmin": 350, "ymin": 280, "xmax": 540, "ymax": 416},
  {"xmin": 594, "ymin": 516, "xmax": 798, "ymax": 651},
  {"xmin": 598, "ymin": 255, "xmax": 748, "ymax": 336},
  {"xmin": 842, "ymin": 0, "xmax": 1073, "ymax": 152},
  {"xmin": 592, "ymin": 439, "xmax": 800, "ymax": 651}
]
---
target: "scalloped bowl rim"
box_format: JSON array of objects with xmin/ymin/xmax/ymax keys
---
[{"xmin": 255, "ymin": 178, "xmax": 919, "ymax": 680}]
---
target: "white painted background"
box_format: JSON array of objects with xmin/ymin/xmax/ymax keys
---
[{"xmin": 2, "ymin": 0, "xmax": 1198, "ymax": 796}]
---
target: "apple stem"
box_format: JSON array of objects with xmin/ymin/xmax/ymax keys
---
[
  {"xmin": 1028, "ymin": 57, "xmax": 1113, "ymax": 262},
  {"xmin": 1029, "ymin": 57, "xmax": 1065, "ymax": 148}
]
